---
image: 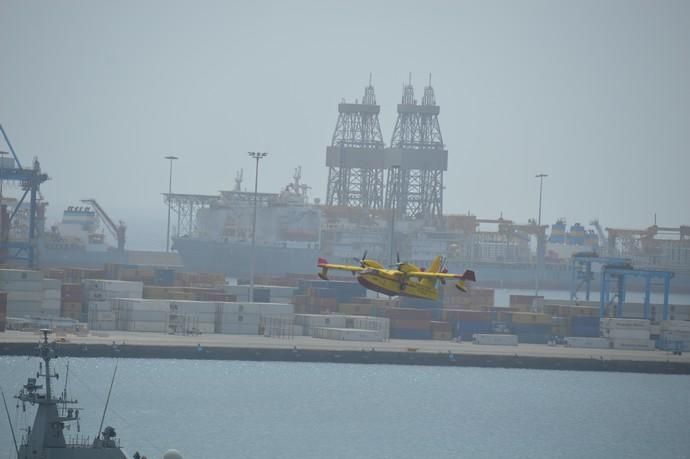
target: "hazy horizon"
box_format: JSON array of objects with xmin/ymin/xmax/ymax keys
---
[{"xmin": 1, "ymin": 0, "xmax": 688, "ymax": 250}]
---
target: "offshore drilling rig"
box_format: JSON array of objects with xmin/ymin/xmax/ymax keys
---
[{"xmin": 326, "ymin": 75, "xmax": 447, "ymax": 223}]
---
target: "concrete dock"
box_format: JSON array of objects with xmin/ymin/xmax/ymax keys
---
[{"xmin": 1, "ymin": 330, "xmax": 689, "ymax": 374}]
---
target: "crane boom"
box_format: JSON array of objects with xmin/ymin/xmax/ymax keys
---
[{"xmin": 80, "ymin": 199, "xmax": 126, "ymax": 251}]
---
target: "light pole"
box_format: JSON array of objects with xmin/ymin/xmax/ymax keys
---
[
  {"xmin": 0, "ymin": 150, "xmax": 8, "ymax": 201},
  {"xmin": 535, "ymin": 173, "xmax": 548, "ymax": 297},
  {"xmin": 248, "ymin": 152, "xmax": 268, "ymax": 302},
  {"xmin": 389, "ymin": 166, "xmax": 400, "ymax": 266},
  {"xmin": 164, "ymin": 155, "xmax": 178, "ymax": 252}
]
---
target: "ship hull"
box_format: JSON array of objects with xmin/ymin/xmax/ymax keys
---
[
  {"xmin": 37, "ymin": 246, "xmax": 128, "ymax": 268},
  {"xmin": 172, "ymin": 237, "xmax": 319, "ymax": 278}
]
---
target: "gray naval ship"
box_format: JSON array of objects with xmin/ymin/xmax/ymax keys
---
[{"xmin": 4, "ymin": 330, "xmax": 183, "ymax": 459}]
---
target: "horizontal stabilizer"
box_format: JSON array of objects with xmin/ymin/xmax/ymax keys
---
[{"xmin": 462, "ymin": 270, "xmax": 476, "ymax": 282}]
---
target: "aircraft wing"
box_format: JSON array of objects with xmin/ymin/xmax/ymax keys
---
[
  {"xmin": 318, "ymin": 261, "xmax": 365, "ymax": 274},
  {"xmin": 407, "ymin": 269, "xmax": 476, "ymax": 292},
  {"xmin": 408, "ymin": 270, "xmax": 476, "ymax": 281},
  {"xmin": 317, "ymin": 257, "xmax": 365, "ymax": 280}
]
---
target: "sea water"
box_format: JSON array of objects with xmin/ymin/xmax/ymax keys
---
[{"xmin": 1, "ymin": 357, "xmax": 689, "ymax": 459}]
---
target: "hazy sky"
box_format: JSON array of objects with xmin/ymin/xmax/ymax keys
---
[{"xmin": 1, "ymin": 0, "xmax": 688, "ymax": 250}]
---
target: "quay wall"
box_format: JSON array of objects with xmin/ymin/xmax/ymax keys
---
[{"xmin": 1, "ymin": 342, "xmax": 688, "ymax": 375}]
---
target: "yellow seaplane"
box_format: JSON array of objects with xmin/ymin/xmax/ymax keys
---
[{"xmin": 317, "ymin": 252, "xmax": 476, "ymax": 301}]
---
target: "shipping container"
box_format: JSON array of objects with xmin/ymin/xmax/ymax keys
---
[
  {"xmin": 456, "ymin": 320, "xmax": 493, "ymax": 340},
  {"xmin": 600, "ymin": 318, "xmax": 651, "ymax": 330},
  {"xmin": 311, "ymin": 327, "xmax": 384, "ymax": 342},
  {"xmin": 390, "ymin": 329, "xmax": 432, "ymax": 340},
  {"xmin": 609, "ymin": 339, "xmax": 655, "ymax": 351},
  {"xmin": 565, "ymin": 337, "xmax": 610, "ymax": 349},
  {"xmin": 473, "ymin": 334, "xmax": 518, "ymax": 346},
  {"xmin": 218, "ymin": 323, "xmax": 261, "ymax": 335},
  {"xmin": 0, "ymin": 269, "xmax": 43, "ymax": 282},
  {"xmin": 601, "ymin": 328, "xmax": 650, "ymax": 340}
]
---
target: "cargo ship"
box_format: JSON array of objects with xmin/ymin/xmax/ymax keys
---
[
  {"xmin": 172, "ymin": 168, "xmax": 321, "ymax": 278},
  {"xmin": 171, "ymin": 169, "xmax": 690, "ymax": 293},
  {"xmin": 38, "ymin": 205, "xmax": 129, "ymax": 267},
  {"xmin": 35, "ymin": 205, "xmax": 179, "ymax": 269}
]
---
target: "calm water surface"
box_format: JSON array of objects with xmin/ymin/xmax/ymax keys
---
[{"xmin": 1, "ymin": 357, "xmax": 689, "ymax": 459}]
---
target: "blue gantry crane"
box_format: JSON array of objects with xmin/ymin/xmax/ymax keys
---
[
  {"xmin": 570, "ymin": 252, "xmax": 631, "ymax": 301},
  {"xmin": 599, "ymin": 266, "xmax": 674, "ymax": 321},
  {"xmin": 0, "ymin": 124, "xmax": 49, "ymax": 268},
  {"xmin": 570, "ymin": 252, "xmax": 675, "ymax": 320}
]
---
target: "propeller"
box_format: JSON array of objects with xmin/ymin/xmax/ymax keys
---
[{"xmin": 353, "ymin": 250, "xmax": 368, "ymax": 267}]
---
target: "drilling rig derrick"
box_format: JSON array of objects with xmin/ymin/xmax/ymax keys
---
[
  {"xmin": 326, "ymin": 76, "xmax": 386, "ymax": 210},
  {"xmin": 385, "ymin": 75, "xmax": 447, "ymax": 222}
]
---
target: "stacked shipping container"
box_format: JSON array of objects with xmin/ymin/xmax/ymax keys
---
[{"xmin": 600, "ymin": 318, "xmax": 654, "ymax": 350}]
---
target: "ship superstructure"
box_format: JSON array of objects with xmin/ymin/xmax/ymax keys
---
[
  {"xmin": 8, "ymin": 329, "xmax": 130, "ymax": 458},
  {"xmin": 172, "ymin": 168, "xmax": 321, "ymax": 277}
]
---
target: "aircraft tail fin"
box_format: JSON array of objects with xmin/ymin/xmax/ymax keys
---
[
  {"xmin": 427, "ymin": 255, "xmax": 444, "ymax": 273},
  {"xmin": 317, "ymin": 258, "xmax": 329, "ymax": 280},
  {"xmin": 420, "ymin": 256, "xmax": 444, "ymax": 288},
  {"xmin": 454, "ymin": 270, "xmax": 476, "ymax": 292}
]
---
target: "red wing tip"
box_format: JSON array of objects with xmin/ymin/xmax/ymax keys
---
[{"xmin": 317, "ymin": 257, "xmax": 328, "ymax": 266}]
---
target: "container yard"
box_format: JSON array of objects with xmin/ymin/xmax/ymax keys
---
[{"xmin": 1, "ymin": 262, "xmax": 689, "ymax": 375}]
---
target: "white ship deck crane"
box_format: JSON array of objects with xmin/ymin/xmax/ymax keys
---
[{"xmin": 80, "ymin": 199, "xmax": 126, "ymax": 251}]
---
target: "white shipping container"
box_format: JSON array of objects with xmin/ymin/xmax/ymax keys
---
[
  {"xmin": 218, "ymin": 302, "xmax": 294, "ymax": 315},
  {"xmin": 660, "ymin": 330, "xmax": 690, "ymax": 341},
  {"xmin": 41, "ymin": 299, "xmax": 61, "ymax": 311},
  {"xmin": 0, "ymin": 269, "xmax": 43, "ymax": 282},
  {"xmin": 88, "ymin": 301, "xmax": 113, "ymax": 312},
  {"xmin": 125, "ymin": 320, "xmax": 168, "ymax": 333},
  {"xmin": 600, "ymin": 318, "xmax": 651, "ymax": 330},
  {"xmin": 43, "ymin": 289, "xmax": 62, "ymax": 300},
  {"xmin": 565, "ymin": 337, "xmax": 611, "ymax": 349},
  {"xmin": 609, "ymin": 339, "xmax": 656, "ymax": 351},
  {"xmin": 660, "ymin": 320, "xmax": 690, "ymax": 332},
  {"xmin": 6, "ymin": 300, "xmax": 43, "ymax": 317},
  {"xmin": 294, "ymin": 314, "xmax": 347, "ymax": 329},
  {"xmin": 42, "ymin": 279, "xmax": 61, "ymax": 290},
  {"xmin": 8, "ymin": 291, "xmax": 45, "ymax": 302},
  {"xmin": 83, "ymin": 279, "xmax": 144, "ymax": 292},
  {"xmin": 220, "ymin": 313, "xmax": 261, "ymax": 325},
  {"xmin": 192, "ymin": 322, "xmax": 215, "ymax": 334},
  {"xmin": 219, "ymin": 323, "xmax": 260, "ymax": 335},
  {"xmin": 169, "ymin": 300, "xmax": 217, "ymax": 314},
  {"xmin": 352, "ymin": 316, "xmax": 390, "ymax": 331},
  {"xmin": 0, "ymin": 280, "xmax": 44, "ymax": 291},
  {"xmin": 602, "ymin": 329, "xmax": 650, "ymax": 340},
  {"xmin": 90, "ymin": 311, "xmax": 117, "ymax": 321},
  {"xmin": 126, "ymin": 310, "xmax": 169, "ymax": 322},
  {"xmin": 89, "ymin": 319, "xmax": 116, "ymax": 331},
  {"xmin": 311, "ymin": 327, "xmax": 384, "ymax": 342},
  {"xmin": 473, "ymin": 334, "xmax": 519, "ymax": 346}
]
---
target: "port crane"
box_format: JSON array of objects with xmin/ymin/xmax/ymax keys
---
[
  {"xmin": 0, "ymin": 124, "xmax": 49, "ymax": 267},
  {"xmin": 80, "ymin": 199, "xmax": 126, "ymax": 251}
]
